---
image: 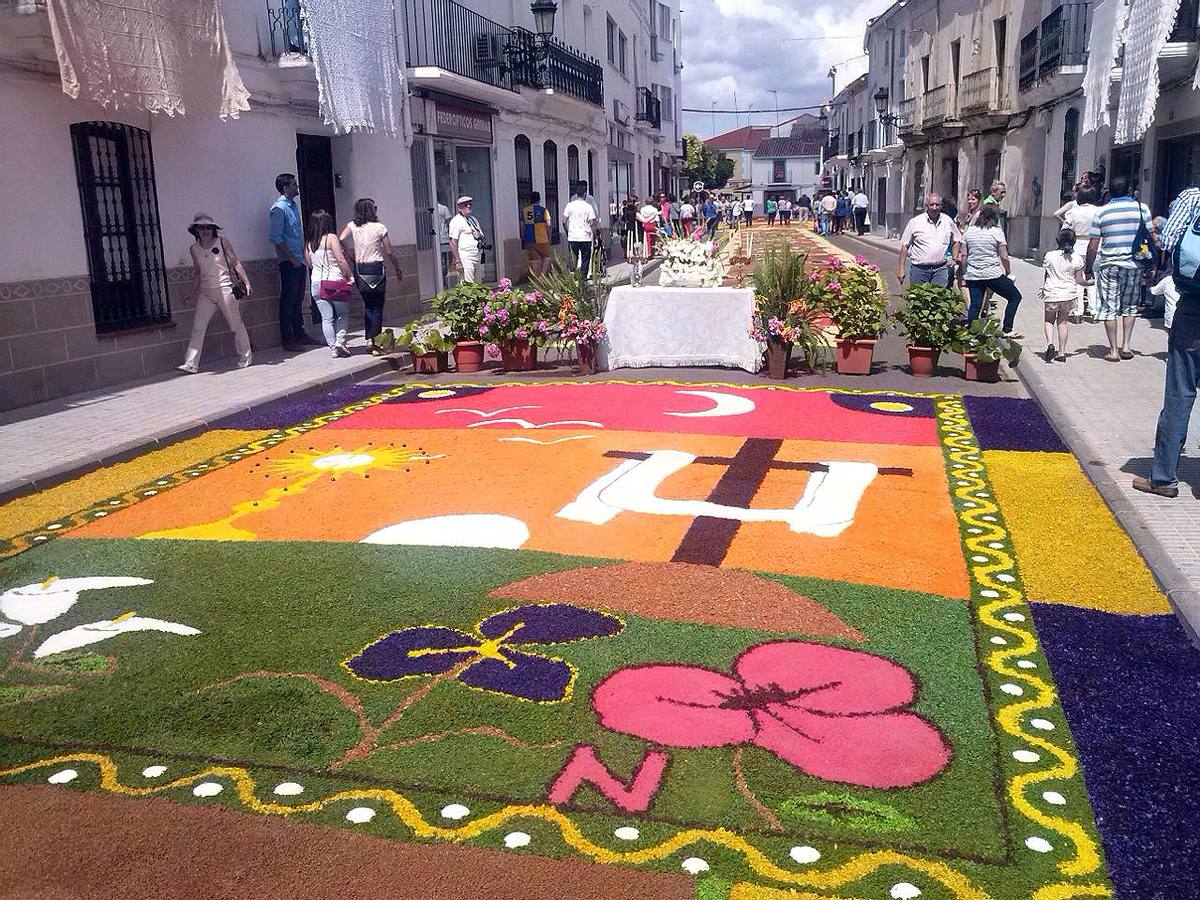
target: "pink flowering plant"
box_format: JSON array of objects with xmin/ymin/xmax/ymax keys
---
[
  {"xmin": 477, "ymin": 278, "xmax": 558, "ymax": 347},
  {"xmin": 749, "ymin": 243, "xmax": 833, "ymax": 369},
  {"xmin": 817, "ymin": 255, "xmax": 891, "ymax": 340}
]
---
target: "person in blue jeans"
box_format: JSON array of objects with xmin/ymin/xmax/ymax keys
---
[
  {"xmin": 1135, "ymin": 186, "xmax": 1200, "ymax": 497},
  {"xmin": 960, "ymin": 204, "xmax": 1023, "ymax": 337},
  {"xmin": 269, "ymin": 173, "xmax": 320, "ymax": 350}
]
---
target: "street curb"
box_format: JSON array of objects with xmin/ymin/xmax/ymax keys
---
[
  {"xmin": 0, "ymin": 353, "xmax": 407, "ymax": 506},
  {"xmin": 1010, "ymin": 345, "xmax": 1200, "ymax": 646}
]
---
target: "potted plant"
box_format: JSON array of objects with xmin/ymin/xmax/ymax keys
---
[
  {"xmin": 479, "ymin": 278, "xmax": 557, "ymax": 371},
  {"xmin": 950, "ymin": 316, "xmax": 1022, "ymax": 382},
  {"xmin": 749, "ymin": 243, "xmax": 832, "ymax": 378},
  {"xmin": 430, "ymin": 281, "xmax": 491, "ymax": 373},
  {"xmin": 823, "ymin": 255, "xmax": 890, "ymax": 375},
  {"xmin": 534, "ymin": 259, "xmax": 610, "ymax": 376},
  {"xmin": 394, "ymin": 314, "xmax": 454, "ymax": 374},
  {"xmin": 893, "ymin": 282, "xmax": 964, "ymax": 377}
]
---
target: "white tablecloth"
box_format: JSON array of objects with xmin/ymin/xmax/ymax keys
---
[{"xmin": 603, "ymin": 286, "xmax": 761, "ymax": 372}]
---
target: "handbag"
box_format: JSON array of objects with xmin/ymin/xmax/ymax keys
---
[
  {"xmin": 354, "ymin": 261, "xmax": 386, "ymax": 291},
  {"xmin": 221, "ymin": 241, "xmax": 248, "ymax": 299},
  {"xmin": 319, "ymin": 279, "xmax": 351, "ymax": 301}
]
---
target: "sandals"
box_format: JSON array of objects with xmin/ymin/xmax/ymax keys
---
[{"xmin": 1119, "ymin": 350, "xmax": 1134, "ymax": 360}]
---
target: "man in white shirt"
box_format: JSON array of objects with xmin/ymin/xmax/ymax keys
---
[
  {"xmin": 898, "ymin": 193, "xmax": 962, "ymax": 287},
  {"xmin": 563, "ymin": 185, "xmax": 599, "ymax": 273},
  {"xmin": 852, "ymin": 190, "xmax": 870, "ymax": 235},
  {"xmin": 819, "ymin": 193, "xmax": 837, "ymax": 235},
  {"xmin": 448, "ymin": 196, "xmax": 485, "ymax": 283},
  {"xmin": 743, "ymin": 196, "xmax": 755, "ymax": 227}
]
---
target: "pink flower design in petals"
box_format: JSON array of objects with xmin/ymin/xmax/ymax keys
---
[{"xmin": 591, "ymin": 641, "xmax": 952, "ymax": 790}]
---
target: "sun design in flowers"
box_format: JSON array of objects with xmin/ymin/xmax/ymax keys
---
[{"xmin": 344, "ymin": 604, "xmax": 625, "ymax": 702}]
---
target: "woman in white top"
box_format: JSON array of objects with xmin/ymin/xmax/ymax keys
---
[
  {"xmin": 1041, "ymin": 228, "xmax": 1089, "ymax": 362},
  {"xmin": 1055, "ymin": 187, "xmax": 1100, "ymax": 318},
  {"xmin": 340, "ymin": 198, "xmax": 404, "ymax": 356},
  {"xmin": 959, "ymin": 204, "xmax": 1024, "ymax": 337},
  {"xmin": 304, "ymin": 209, "xmax": 353, "ymax": 357},
  {"xmin": 178, "ymin": 213, "xmax": 253, "ymax": 374}
]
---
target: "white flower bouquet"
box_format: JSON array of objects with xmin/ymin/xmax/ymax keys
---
[{"xmin": 657, "ymin": 235, "xmax": 726, "ymax": 288}]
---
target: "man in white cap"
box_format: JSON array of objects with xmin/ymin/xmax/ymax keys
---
[{"xmin": 448, "ymin": 196, "xmax": 485, "ymax": 283}]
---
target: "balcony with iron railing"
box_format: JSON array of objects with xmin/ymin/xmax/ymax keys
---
[
  {"xmin": 960, "ymin": 66, "xmax": 1009, "ymax": 114},
  {"xmin": 898, "ymin": 96, "xmax": 920, "ymax": 134},
  {"xmin": 1039, "ymin": 3, "xmax": 1090, "ymax": 77},
  {"xmin": 635, "ymin": 86, "xmax": 662, "ymax": 129},
  {"xmin": 403, "ymin": 0, "xmax": 516, "ymax": 91},
  {"xmin": 1019, "ymin": 29, "xmax": 1039, "ymax": 91},
  {"xmin": 508, "ymin": 27, "xmax": 603, "ymax": 105},
  {"xmin": 265, "ymin": 0, "xmax": 307, "ymax": 57}
]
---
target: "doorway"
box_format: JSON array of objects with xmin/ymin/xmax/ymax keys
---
[
  {"xmin": 432, "ymin": 140, "xmax": 497, "ymax": 286},
  {"xmin": 876, "ymin": 176, "xmax": 888, "ymax": 233},
  {"xmin": 295, "ymin": 133, "xmax": 335, "ymax": 225},
  {"xmin": 410, "ymin": 137, "xmax": 440, "ymax": 303}
]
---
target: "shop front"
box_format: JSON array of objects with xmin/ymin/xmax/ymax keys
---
[{"xmin": 412, "ymin": 96, "xmax": 499, "ymax": 295}]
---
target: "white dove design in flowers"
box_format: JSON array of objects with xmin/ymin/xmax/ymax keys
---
[{"xmin": 0, "ymin": 576, "xmax": 200, "ymax": 661}]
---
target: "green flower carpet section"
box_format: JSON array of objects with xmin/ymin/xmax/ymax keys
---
[{"xmin": 0, "ymin": 381, "xmax": 1129, "ymax": 898}]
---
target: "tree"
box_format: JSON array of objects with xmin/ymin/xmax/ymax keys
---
[{"xmin": 680, "ymin": 134, "xmax": 733, "ymax": 190}]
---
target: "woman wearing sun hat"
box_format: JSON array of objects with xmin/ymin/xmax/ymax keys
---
[{"xmin": 178, "ymin": 213, "xmax": 253, "ymax": 374}]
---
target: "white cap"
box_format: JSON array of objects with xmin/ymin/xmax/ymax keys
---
[{"xmin": 456, "ymin": 196, "xmax": 473, "ymax": 206}]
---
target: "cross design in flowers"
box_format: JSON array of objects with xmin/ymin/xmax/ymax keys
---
[
  {"xmin": 591, "ymin": 640, "xmax": 952, "ymax": 789},
  {"xmin": 344, "ymin": 604, "xmax": 624, "ymax": 702}
]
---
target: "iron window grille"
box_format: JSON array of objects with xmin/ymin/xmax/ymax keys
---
[
  {"xmin": 515, "ymin": 134, "xmax": 533, "ymax": 205},
  {"xmin": 1060, "ymin": 108, "xmax": 1080, "ymax": 201},
  {"xmin": 544, "ymin": 139, "xmax": 561, "ymax": 244},
  {"xmin": 266, "ymin": 0, "xmax": 306, "ymax": 57},
  {"xmin": 70, "ymin": 121, "xmax": 171, "ymax": 334}
]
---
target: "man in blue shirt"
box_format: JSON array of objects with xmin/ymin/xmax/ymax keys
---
[
  {"xmin": 1085, "ymin": 174, "xmax": 1153, "ymax": 362},
  {"xmin": 269, "ymin": 173, "xmax": 319, "ymax": 349},
  {"xmin": 1134, "ymin": 186, "xmax": 1200, "ymax": 498}
]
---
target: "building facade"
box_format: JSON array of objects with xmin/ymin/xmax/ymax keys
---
[
  {"xmin": 0, "ymin": 0, "xmax": 681, "ymax": 411},
  {"xmin": 866, "ymin": 0, "xmax": 1200, "ymax": 254}
]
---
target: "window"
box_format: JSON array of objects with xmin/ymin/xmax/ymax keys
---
[
  {"xmin": 921, "ymin": 55, "xmax": 930, "ymax": 93},
  {"xmin": 607, "ymin": 17, "xmax": 616, "ymax": 64},
  {"xmin": 618, "ymin": 30, "xmax": 627, "ymax": 74},
  {"xmin": 587, "ymin": 148, "xmax": 596, "ymax": 191},
  {"xmin": 544, "ymin": 140, "xmax": 561, "ymax": 244},
  {"xmin": 657, "ymin": 85, "xmax": 674, "ymax": 121},
  {"xmin": 1060, "ymin": 108, "xmax": 1080, "ymax": 201},
  {"xmin": 567, "ymin": 144, "xmax": 580, "ymax": 186},
  {"xmin": 514, "ymin": 134, "xmax": 533, "ymax": 206},
  {"xmin": 772, "ymin": 159, "xmax": 786, "ymax": 182},
  {"xmin": 69, "ymin": 121, "xmax": 170, "ymax": 333},
  {"xmin": 912, "ymin": 159, "xmax": 925, "ymax": 211},
  {"xmin": 658, "ymin": 3, "xmax": 672, "ymax": 42}
]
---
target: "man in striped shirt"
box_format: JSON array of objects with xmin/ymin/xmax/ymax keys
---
[
  {"xmin": 1086, "ymin": 174, "xmax": 1153, "ymax": 362},
  {"xmin": 1133, "ymin": 186, "xmax": 1200, "ymax": 498}
]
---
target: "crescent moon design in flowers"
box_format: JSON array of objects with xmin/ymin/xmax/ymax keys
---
[{"xmin": 664, "ymin": 390, "xmax": 756, "ymax": 418}]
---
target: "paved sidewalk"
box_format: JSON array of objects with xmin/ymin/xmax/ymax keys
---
[
  {"xmin": 846, "ymin": 231, "xmax": 1200, "ymax": 640},
  {"xmin": 0, "ymin": 333, "xmax": 403, "ymax": 500}
]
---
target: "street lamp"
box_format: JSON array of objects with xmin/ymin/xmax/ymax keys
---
[
  {"xmin": 530, "ymin": 0, "xmax": 557, "ymax": 39},
  {"xmin": 506, "ymin": 0, "xmax": 558, "ymax": 88},
  {"xmin": 873, "ymin": 87, "xmax": 898, "ymax": 125}
]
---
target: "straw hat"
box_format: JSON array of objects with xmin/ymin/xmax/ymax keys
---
[{"xmin": 187, "ymin": 213, "xmax": 222, "ymax": 238}]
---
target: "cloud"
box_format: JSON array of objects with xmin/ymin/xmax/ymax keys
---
[{"xmin": 680, "ymin": 0, "xmax": 893, "ymax": 137}]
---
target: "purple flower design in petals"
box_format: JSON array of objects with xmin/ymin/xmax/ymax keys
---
[{"xmin": 344, "ymin": 604, "xmax": 623, "ymax": 702}]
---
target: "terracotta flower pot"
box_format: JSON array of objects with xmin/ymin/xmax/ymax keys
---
[
  {"xmin": 963, "ymin": 353, "xmax": 1001, "ymax": 383},
  {"xmin": 765, "ymin": 339, "xmax": 792, "ymax": 379},
  {"xmin": 412, "ymin": 351, "xmax": 448, "ymax": 374},
  {"xmin": 577, "ymin": 341, "xmax": 598, "ymax": 376},
  {"xmin": 907, "ymin": 345, "xmax": 940, "ymax": 378},
  {"xmin": 453, "ymin": 340, "xmax": 485, "ymax": 373},
  {"xmin": 500, "ymin": 339, "xmax": 537, "ymax": 371},
  {"xmin": 835, "ymin": 337, "xmax": 876, "ymax": 375}
]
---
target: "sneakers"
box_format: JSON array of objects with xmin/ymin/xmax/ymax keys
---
[
  {"xmin": 176, "ymin": 363, "xmax": 198, "ymax": 374},
  {"xmin": 334, "ymin": 342, "xmax": 350, "ymax": 357},
  {"xmin": 1132, "ymin": 476, "xmax": 1179, "ymax": 498},
  {"xmin": 237, "ymin": 354, "xmax": 253, "ymax": 369},
  {"xmin": 1003, "ymin": 330, "xmax": 1024, "ymax": 340}
]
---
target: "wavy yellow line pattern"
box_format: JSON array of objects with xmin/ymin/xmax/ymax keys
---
[
  {"xmin": 0, "ymin": 752, "xmax": 987, "ymax": 898},
  {"xmin": 935, "ymin": 398, "xmax": 1110, "ymax": 897}
]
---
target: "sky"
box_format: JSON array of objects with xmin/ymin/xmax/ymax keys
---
[{"xmin": 679, "ymin": 0, "xmax": 894, "ymax": 140}]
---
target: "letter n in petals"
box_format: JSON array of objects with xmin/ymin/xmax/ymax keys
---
[{"xmin": 546, "ymin": 745, "xmax": 669, "ymax": 812}]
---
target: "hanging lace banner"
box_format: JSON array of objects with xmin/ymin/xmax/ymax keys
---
[{"xmin": 1113, "ymin": 0, "xmax": 1182, "ymax": 144}]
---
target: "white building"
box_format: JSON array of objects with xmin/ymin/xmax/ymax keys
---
[{"xmin": 0, "ymin": 0, "xmax": 681, "ymax": 411}]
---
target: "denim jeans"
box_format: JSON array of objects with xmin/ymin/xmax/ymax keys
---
[
  {"xmin": 354, "ymin": 263, "xmax": 387, "ymax": 345},
  {"xmin": 966, "ymin": 275, "xmax": 1023, "ymax": 332},
  {"xmin": 315, "ymin": 296, "xmax": 349, "ymax": 348},
  {"xmin": 1150, "ymin": 295, "xmax": 1200, "ymax": 488},
  {"xmin": 908, "ymin": 262, "xmax": 952, "ymax": 288},
  {"xmin": 277, "ymin": 261, "xmax": 308, "ymax": 342}
]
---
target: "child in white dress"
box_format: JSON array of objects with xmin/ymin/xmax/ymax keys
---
[{"xmin": 1041, "ymin": 228, "xmax": 1088, "ymax": 362}]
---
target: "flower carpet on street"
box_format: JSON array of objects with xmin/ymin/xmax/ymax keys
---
[{"xmin": 0, "ymin": 381, "xmax": 1196, "ymax": 898}]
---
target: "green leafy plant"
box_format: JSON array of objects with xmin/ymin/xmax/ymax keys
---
[
  {"xmin": 396, "ymin": 314, "xmax": 454, "ymax": 355},
  {"xmin": 950, "ymin": 316, "xmax": 1022, "ymax": 365},
  {"xmin": 749, "ymin": 242, "xmax": 833, "ymax": 371},
  {"xmin": 894, "ymin": 282, "xmax": 965, "ymax": 349},
  {"xmin": 430, "ymin": 281, "xmax": 492, "ymax": 342},
  {"xmin": 823, "ymin": 256, "xmax": 891, "ymax": 340}
]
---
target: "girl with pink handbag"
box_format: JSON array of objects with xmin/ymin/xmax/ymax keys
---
[{"xmin": 305, "ymin": 210, "xmax": 354, "ymax": 357}]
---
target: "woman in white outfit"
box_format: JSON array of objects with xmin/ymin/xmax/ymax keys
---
[
  {"xmin": 1055, "ymin": 187, "xmax": 1100, "ymax": 319},
  {"xmin": 178, "ymin": 213, "xmax": 252, "ymax": 374},
  {"xmin": 304, "ymin": 209, "xmax": 353, "ymax": 357}
]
